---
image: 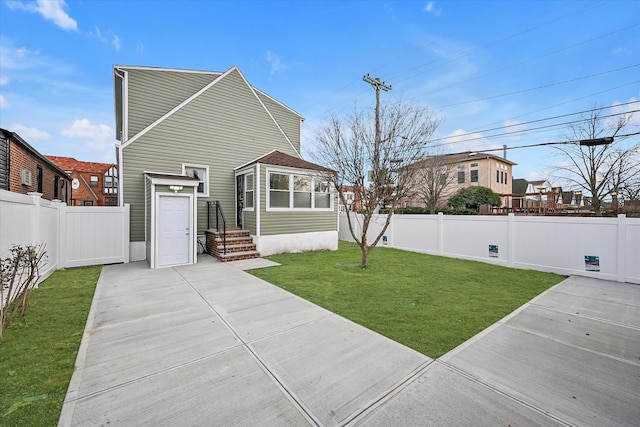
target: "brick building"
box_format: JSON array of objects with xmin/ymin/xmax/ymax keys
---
[
  {"xmin": 0, "ymin": 128, "xmax": 71, "ymax": 202},
  {"xmin": 47, "ymin": 156, "xmax": 118, "ymax": 206}
]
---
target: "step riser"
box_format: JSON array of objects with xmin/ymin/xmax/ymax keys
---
[{"xmin": 205, "ymin": 228, "xmax": 260, "ymax": 262}]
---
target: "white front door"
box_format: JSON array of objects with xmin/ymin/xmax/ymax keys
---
[{"xmin": 158, "ymin": 195, "xmax": 190, "ymax": 266}]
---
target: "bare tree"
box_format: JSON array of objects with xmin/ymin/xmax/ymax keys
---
[
  {"xmin": 409, "ymin": 148, "xmax": 456, "ymax": 214},
  {"xmin": 552, "ymin": 105, "xmax": 639, "ymax": 216},
  {"xmin": 314, "ymin": 102, "xmax": 440, "ymax": 268}
]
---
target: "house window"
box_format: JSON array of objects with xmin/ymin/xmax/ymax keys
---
[
  {"xmin": 83, "ymin": 200, "xmax": 94, "ymax": 206},
  {"xmin": 268, "ymin": 171, "xmax": 332, "ymax": 210},
  {"xmin": 470, "ymin": 163, "xmax": 478, "ymax": 167},
  {"xmin": 90, "ymin": 175, "xmax": 99, "ymax": 186},
  {"xmin": 439, "ymin": 174, "xmax": 447, "ymax": 185},
  {"xmin": 458, "ymin": 171, "xmax": 465, "ymax": 183},
  {"xmin": 496, "ymin": 170, "xmax": 500, "ymax": 183},
  {"xmin": 470, "ymin": 170, "xmax": 478, "ymax": 183},
  {"xmin": 294, "ymin": 176, "xmax": 312, "ymax": 208},
  {"xmin": 269, "ymin": 173, "xmax": 290, "ymax": 208},
  {"xmin": 54, "ymin": 176, "xmax": 60, "ymax": 199},
  {"xmin": 105, "ymin": 197, "xmax": 117, "ymax": 206},
  {"xmin": 104, "ymin": 166, "xmax": 118, "ymax": 194},
  {"xmin": 244, "ymin": 173, "xmax": 254, "ymax": 209},
  {"xmin": 37, "ymin": 166, "xmax": 43, "ymax": 192},
  {"xmin": 183, "ymin": 164, "xmax": 209, "ymax": 197},
  {"xmin": 315, "ymin": 180, "xmax": 330, "ymax": 208}
]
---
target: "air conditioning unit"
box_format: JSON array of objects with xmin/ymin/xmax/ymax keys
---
[{"xmin": 20, "ymin": 169, "xmax": 32, "ymax": 186}]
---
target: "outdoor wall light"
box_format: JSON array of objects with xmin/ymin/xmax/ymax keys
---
[{"xmin": 169, "ymin": 185, "xmax": 183, "ymax": 193}]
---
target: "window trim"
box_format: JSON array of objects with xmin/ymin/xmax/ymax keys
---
[
  {"xmin": 182, "ymin": 163, "xmax": 209, "ymax": 197},
  {"xmin": 266, "ymin": 168, "xmax": 333, "ymax": 212},
  {"xmin": 244, "ymin": 173, "xmax": 255, "ymax": 211},
  {"xmin": 470, "ymin": 169, "xmax": 479, "ymax": 183}
]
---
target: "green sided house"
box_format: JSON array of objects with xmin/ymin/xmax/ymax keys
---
[{"xmin": 113, "ymin": 65, "xmax": 338, "ymax": 268}]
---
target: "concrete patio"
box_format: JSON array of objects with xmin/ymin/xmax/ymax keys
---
[{"xmin": 59, "ymin": 257, "xmax": 640, "ymax": 426}]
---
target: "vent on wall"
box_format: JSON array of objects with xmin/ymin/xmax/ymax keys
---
[{"xmin": 20, "ymin": 169, "xmax": 32, "ymax": 186}]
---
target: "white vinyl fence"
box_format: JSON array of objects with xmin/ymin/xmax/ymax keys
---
[
  {"xmin": 1, "ymin": 190, "xmax": 129, "ymax": 281},
  {"xmin": 340, "ymin": 213, "xmax": 640, "ymax": 284}
]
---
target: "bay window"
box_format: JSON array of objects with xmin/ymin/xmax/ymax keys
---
[{"xmin": 268, "ymin": 170, "xmax": 332, "ymax": 210}]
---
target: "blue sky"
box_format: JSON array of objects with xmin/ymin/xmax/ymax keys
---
[{"xmin": 0, "ymin": 0, "xmax": 638, "ymax": 182}]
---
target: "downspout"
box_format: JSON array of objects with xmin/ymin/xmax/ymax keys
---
[{"xmin": 114, "ymin": 67, "xmax": 126, "ymax": 207}]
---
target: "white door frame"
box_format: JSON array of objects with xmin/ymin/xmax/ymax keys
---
[
  {"xmin": 155, "ymin": 192, "xmax": 194, "ymax": 268},
  {"xmin": 145, "ymin": 173, "xmax": 199, "ymax": 269}
]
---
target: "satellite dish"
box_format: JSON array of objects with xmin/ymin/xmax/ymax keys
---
[{"xmin": 72, "ymin": 179, "xmax": 80, "ymax": 190}]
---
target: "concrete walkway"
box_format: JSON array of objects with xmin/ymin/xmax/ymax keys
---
[{"xmin": 59, "ymin": 258, "xmax": 640, "ymax": 426}]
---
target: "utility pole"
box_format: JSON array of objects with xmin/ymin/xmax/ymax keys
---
[{"xmin": 363, "ymin": 74, "xmax": 392, "ymax": 193}]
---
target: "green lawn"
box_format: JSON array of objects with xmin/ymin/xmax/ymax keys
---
[
  {"xmin": 249, "ymin": 241, "xmax": 563, "ymax": 358},
  {"xmin": 0, "ymin": 266, "xmax": 100, "ymax": 426}
]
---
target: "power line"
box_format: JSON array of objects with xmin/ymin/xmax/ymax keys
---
[
  {"xmin": 430, "ymin": 100, "xmax": 640, "ymax": 143},
  {"xmin": 465, "ymin": 131, "xmax": 640, "ymax": 153},
  {"xmin": 436, "ymin": 64, "xmax": 640, "ymax": 109}
]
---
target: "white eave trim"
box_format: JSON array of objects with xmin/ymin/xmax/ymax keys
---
[{"xmin": 119, "ymin": 65, "xmax": 301, "ymax": 158}]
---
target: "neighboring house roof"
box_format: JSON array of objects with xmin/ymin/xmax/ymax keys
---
[
  {"xmin": 245, "ymin": 150, "xmax": 333, "ymax": 172},
  {"xmin": 47, "ymin": 156, "xmax": 114, "ymax": 174},
  {"xmin": 0, "ymin": 127, "xmax": 71, "ymax": 178},
  {"xmin": 561, "ymin": 191, "xmax": 575, "ymax": 204},
  {"xmin": 512, "ymin": 178, "xmax": 529, "ymax": 194},
  {"xmin": 410, "ymin": 151, "xmax": 518, "ymax": 168},
  {"xmin": 528, "ymin": 180, "xmax": 551, "ymax": 188}
]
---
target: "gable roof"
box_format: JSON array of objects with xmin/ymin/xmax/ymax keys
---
[
  {"xmin": 512, "ymin": 178, "xmax": 529, "ymax": 194},
  {"xmin": 0, "ymin": 128, "xmax": 71, "ymax": 178},
  {"xmin": 410, "ymin": 151, "xmax": 518, "ymax": 169},
  {"xmin": 114, "ymin": 65, "xmax": 303, "ymax": 156},
  {"xmin": 47, "ymin": 156, "xmax": 114, "ymax": 174},
  {"xmin": 242, "ymin": 150, "xmax": 333, "ymax": 172}
]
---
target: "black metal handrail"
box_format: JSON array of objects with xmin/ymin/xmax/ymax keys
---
[{"xmin": 207, "ymin": 201, "xmax": 227, "ymax": 255}]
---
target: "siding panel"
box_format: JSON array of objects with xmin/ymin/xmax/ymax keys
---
[
  {"xmin": 123, "ymin": 68, "xmax": 301, "ymax": 242},
  {"xmin": 126, "ymin": 69, "xmax": 218, "ymax": 138}
]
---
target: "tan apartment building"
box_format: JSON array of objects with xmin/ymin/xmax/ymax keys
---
[{"xmin": 406, "ymin": 151, "xmax": 517, "ymax": 210}]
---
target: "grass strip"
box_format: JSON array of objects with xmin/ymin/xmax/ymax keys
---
[
  {"xmin": 0, "ymin": 266, "xmax": 100, "ymax": 426},
  {"xmin": 249, "ymin": 241, "xmax": 562, "ymax": 359}
]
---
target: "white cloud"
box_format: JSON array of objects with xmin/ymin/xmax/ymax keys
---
[
  {"xmin": 265, "ymin": 51, "xmax": 288, "ymax": 76},
  {"xmin": 612, "ymin": 46, "xmax": 632, "ymax": 56},
  {"xmin": 7, "ymin": 0, "xmax": 78, "ymax": 31},
  {"xmin": 9, "ymin": 123, "xmax": 52, "ymax": 141},
  {"xmin": 424, "ymin": 1, "xmax": 442, "ymax": 16},
  {"xmin": 0, "ymin": 43, "xmax": 41, "ymax": 70},
  {"xmin": 503, "ymin": 119, "xmax": 525, "ymax": 141},
  {"xmin": 89, "ymin": 26, "xmax": 122, "ymax": 50},
  {"xmin": 0, "ymin": 95, "xmax": 8, "ymax": 109},
  {"xmin": 61, "ymin": 118, "xmax": 113, "ymax": 152},
  {"xmin": 609, "ymin": 97, "xmax": 640, "ymax": 128},
  {"xmin": 439, "ymin": 129, "xmax": 502, "ymax": 153}
]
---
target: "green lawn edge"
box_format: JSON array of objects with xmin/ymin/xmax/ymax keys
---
[
  {"xmin": 0, "ymin": 266, "xmax": 101, "ymax": 426},
  {"xmin": 249, "ymin": 241, "xmax": 563, "ymax": 359}
]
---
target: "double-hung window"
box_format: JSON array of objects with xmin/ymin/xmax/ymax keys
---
[
  {"xmin": 470, "ymin": 169, "xmax": 478, "ymax": 183},
  {"xmin": 268, "ymin": 171, "xmax": 332, "ymax": 210},
  {"xmin": 269, "ymin": 173, "xmax": 290, "ymax": 208},
  {"xmin": 244, "ymin": 173, "xmax": 254, "ymax": 209},
  {"xmin": 314, "ymin": 180, "xmax": 330, "ymax": 208}
]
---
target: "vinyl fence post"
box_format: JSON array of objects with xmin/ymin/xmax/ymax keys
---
[
  {"xmin": 617, "ymin": 214, "xmax": 626, "ymax": 283},
  {"xmin": 507, "ymin": 213, "xmax": 515, "ymax": 268},
  {"xmin": 437, "ymin": 212, "xmax": 443, "ymax": 255},
  {"xmin": 27, "ymin": 192, "xmax": 42, "ymax": 246}
]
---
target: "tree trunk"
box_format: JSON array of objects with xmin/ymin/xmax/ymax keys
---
[{"xmin": 361, "ymin": 244, "xmax": 370, "ymax": 269}]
